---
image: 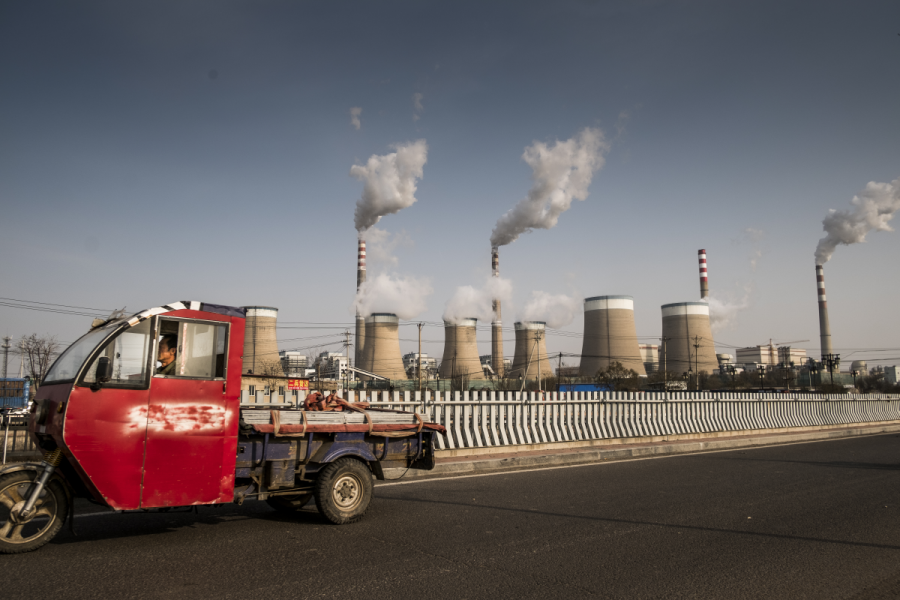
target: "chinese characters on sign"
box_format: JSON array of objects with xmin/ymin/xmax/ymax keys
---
[{"xmin": 288, "ymin": 378, "xmax": 309, "ymax": 391}]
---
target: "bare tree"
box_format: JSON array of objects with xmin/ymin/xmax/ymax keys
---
[
  {"xmin": 17, "ymin": 334, "xmax": 61, "ymax": 387},
  {"xmin": 257, "ymin": 360, "xmax": 285, "ymax": 399},
  {"xmin": 596, "ymin": 361, "xmax": 640, "ymax": 391}
]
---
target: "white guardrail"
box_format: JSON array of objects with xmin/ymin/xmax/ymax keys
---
[{"xmin": 242, "ymin": 390, "xmax": 900, "ymax": 451}]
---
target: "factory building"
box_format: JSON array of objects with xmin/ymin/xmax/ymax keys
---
[{"xmin": 403, "ymin": 352, "xmax": 438, "ymax": 379}]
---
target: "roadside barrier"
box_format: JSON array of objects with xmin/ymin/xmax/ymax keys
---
[
  {"xmin": 341, "ymin": 391, "xmax": 900, "ymax": 451},
  {"xmin": 1, "ymin": 414, "xmax": 37, "ymax": 464}
]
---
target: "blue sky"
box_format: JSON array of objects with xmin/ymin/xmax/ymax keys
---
[{"xmin": 1, "ymin": 1, "xmax": 898, "ymax": 368}]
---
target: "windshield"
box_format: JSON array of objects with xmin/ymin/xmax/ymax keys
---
[{"xmin": 43, "ymin": 322, "xmax": 124, "ymax": 384}]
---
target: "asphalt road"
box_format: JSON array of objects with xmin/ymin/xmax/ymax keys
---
[{"xmin": 4, "ymin": 433, "xmax": 900, "ymax": 599}]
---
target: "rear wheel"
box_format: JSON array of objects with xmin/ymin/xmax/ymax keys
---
[
  {"xmin": 314, "ymin": 458, "xmax": 373, "ymax": 524},
  {"xmin": 265, "ymin": 492, "xmax": 313, "ymax": 513},
  {"xmin": 0, "ymin": 471, "xmax": 69, "ymax": 554}
]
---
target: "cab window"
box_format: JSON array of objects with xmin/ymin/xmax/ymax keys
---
[
  {"xmin": 83, "ymin": 320, "xmax": 153, "ymax": 387},
  {"xmin": 156, "ymin": 319, "xmax": 227, "ymax": 379}
]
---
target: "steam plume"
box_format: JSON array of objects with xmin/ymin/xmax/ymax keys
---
[
  {"xmin": 815, "ymin": 177, "xmax": 900, "ymax": 264},
  {"xmin": 353, "ymin": 272, "xmax": 433, "ymax": 320},
  {"xmin": 490, "ymin": 128, "xmax": 609, "ymax": 248},
  {"xmin": 520, "ymin": 291, "xmax": 580, "ymax": 329},
  {"xmin": 705, "ymin": 290, "xmax": 750, "ymax": 333},
  {"xmin": 443, "ymin": 277, "xmax": 513, "ymax": 325},
  {"xmin": 352, "ymin": 140, "xmax": 428, "ymax": 234}
]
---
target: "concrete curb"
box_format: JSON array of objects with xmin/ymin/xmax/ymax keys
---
[{"xmin": 383, "ymin": 422, "xmax": 900, "ymax": 480}]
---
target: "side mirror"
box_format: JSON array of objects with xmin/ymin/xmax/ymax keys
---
[{"xmin": 96, "ymin": 356, "xmax": 112, "ymax": 383}]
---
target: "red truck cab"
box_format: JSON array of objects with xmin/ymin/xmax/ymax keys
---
[{"xmin": 29, "ymin": 301, "xmax": 246, "ymax": 511}]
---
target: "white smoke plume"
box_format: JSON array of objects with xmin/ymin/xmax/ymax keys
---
[
  {"xmin": 815, "ymin": 176, "xmax": 900, "ymax": 264},
  {"xmin": 353, "ymin": 272, "xmax": 433, "ymax": 320},
  {"xmin": 364, "ymin": 227, "xmax": 413, "ymax": 267},
  {"xmin": 490, "ymin": 127, "xmax": 609, "ymax": 248},
  {"xmin": 351, "ymin": 140, "xmax": 428, "ymax": 234},
  {"xmin": 442, "ymin": 277, "xmax": 513, "ymax": 325},
  {"xmin": 349, "ymin": 107, "xmax": 362, "ymax": 130},
  {"xmin": 704, "ymin": 288, "xmax": 751, "ymax": 333},
  {"xmin": 519, "ymin": 291, "xmax": 580, "ymax": 329}
]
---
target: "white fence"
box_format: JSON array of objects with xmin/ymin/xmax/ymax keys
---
[{"xmin": 242, "ymin": 390, "xmax": 900, "ymax": 451}]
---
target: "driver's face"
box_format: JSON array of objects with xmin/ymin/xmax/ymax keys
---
[{"xmin": 158, "ymin": 342, "xmax": 176, "ymax": 366}]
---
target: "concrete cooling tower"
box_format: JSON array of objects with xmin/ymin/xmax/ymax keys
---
[
  {"xmin": 360, "ymin": 313, "xmax": 408, "ymax": 381},
  {"xmin": 579, "ymin": 296, "xmax": 646, "ymax": 377},
  {"xmin": 242, "ymin": 306, "xmax": 283, "ymax": 375},
  {"xmin": 509, "ymin": 321, "xmax": 552, "ymax": 380},
  {"xmin": 659, "ymin": 302, "xmax": 718, "ymax": 375},
  {"xmin": 438, "ymin": 318, "xmax": 485, "ymax": 380}
]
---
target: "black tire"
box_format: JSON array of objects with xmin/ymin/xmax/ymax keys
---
[
  {"xmin": 0, "ymin": 471, "xmax": 69, "ymax": 554},
  {"xmin": 266, "ymin": 492, "xmax": 313, "ymax": 513},
  {"xmin": 313, "ymin": 458, "xmax": 373, "ymax": 524}
]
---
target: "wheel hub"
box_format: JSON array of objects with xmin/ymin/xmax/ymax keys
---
[
  {"xmin": 333, "ymin": 475, "xmax": 360, "ymax": 509},
  {"xmin": 8, "ymin": 501, "xmax": 35, "ymax": 525}
]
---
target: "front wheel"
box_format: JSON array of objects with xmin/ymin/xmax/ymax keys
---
[
  {"xmin": 314, "ymin": 458, "xmax": 373, "ymax": 524},
  {"xmin": 0, "ymin": 471, "xmax": 69, "ymax": 554}
]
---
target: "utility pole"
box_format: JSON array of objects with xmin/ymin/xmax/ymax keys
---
[
  {"xmin": 660, "ymin": 337, "xmax": 669, "ymax": 391},
  {"xmin": 417, "ymin": 323, "xmax": 423, "ymax": 393},
  {"xmin": 343, "ymin": 329, "xmax": 351, "ymax": 394},
  {"xmin": 1, "ymin": 336, "xmax": 10, "ymax": 379},
  {"xmin": 693, "ymin": 336, "xmax": 701, "ymax": 391}
]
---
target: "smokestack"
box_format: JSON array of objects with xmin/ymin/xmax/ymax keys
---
[
  {"xmin": 359, "ymin": 313, "xmax": 408, "ymax": 381},
  {"xmin": 491, "ymin": 247, "xmax": 504, "ymax": 377},
  {"xmin": 355, "ymin": 239, "xmax": 366, "ymax": 370},
  {"xmin": 815, "ymin": 264, "xmax": 833, "ymax": 358},
  {"xmin": 579, "ymin": 296, "xmax": 646, "ymax": 377},
  {"xmin": 698, "ymin": 249, "xmax": 709, "ymax": 300},
  {"xmin": 242, "ymin": 306, "xmax": 283, "ymax": 375},
  {"xmin": 659, "ymin": 302, "xmax": 718, "ymax": 375},
  {"xmin": 509, "ymin": 321, "xmax": 551, "ymax": 380},
  {"xmin": 438, "ymin": 318, "xmax": 486, "ymax": 380}
]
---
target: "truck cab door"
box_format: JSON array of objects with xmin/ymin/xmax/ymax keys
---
[
  {"xmin": 141, "ymin": 317, "xmax": 234, "ymax": 508},
  {"xmin": 65, "ymin": 320, "xmax": 154, "ymax": 510}
]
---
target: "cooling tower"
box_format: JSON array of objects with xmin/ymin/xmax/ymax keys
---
[
  {"xmin": 579, "ymin": 296, "xmax": 646, "ymax": 377},
  {"xmin": 360, "ymin": 313, "xmax": 408, "ymax": 381},
  {"xmin": 716, "ymin": 353, "xmax": 734, "ymax": 367},
  {"xmin": 509, "ymin": 321, "xmax": 551, "ymax": 380},
  {"xmin": 698, "ymin": 249, "xmax": 709, "ymax": 299},
  {"xmin": 659, "ymin": 302, "xmax": 718, "ymax": 375},
  {"xmin": 242, "ymin": 306, "xmax": 283, "ymax": 375},
  {"xmin": 491, "ymin": 247, "xmax": 504, "ymax": 377},
  {"xmin": 355, "ymin": 239, "xmax": 366, "ymax": 369},
  {"xmin": 438, "ymin": 318, "xmax": 486, "ymax": 380},
  {"xmin": 815, "ymin": 264, "xmax": 833, "ymax": 358}
]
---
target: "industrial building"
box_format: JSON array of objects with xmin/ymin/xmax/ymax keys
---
[
  {"xmin": 735, "ymin": 346, "xmax": 807, "ymax": 367},
  {"xmin": 439, "ymin": 318, "xmax": 485, "ymax": 380},
  {"xmin": 638, "ymin": 344, "xmax": 659, "ymax": 374},
  {"xmin": 480, "ymin": 354, "xmax": 511, "ymax": 377},
  {"xmin": 579, "ymin": 295, "xmax": 645, "ymax": 377},
  {"xmin": 242, "ymin": 306, "xmax": 283, "ymax": 376},
  {"xmin": 279, "ymin": 351, "xmax": 310, "ymax": 377},
  {"xmin": 509, "ymin": 321, "xmax": 552, "ymax": 380},
  {"xmin": 402, "ymin": 352, "xmax": 438, "ymax": 379},
  {"xmin": 359, "ymin": 313, "xmax": 408, "ymax": 381},
  {"xmin": 658, "ymin": 302, "xmax": 719, "ymax": 375}
]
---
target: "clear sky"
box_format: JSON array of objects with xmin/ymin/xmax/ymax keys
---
[{"xmin": 2, "ymin": 1, "xmax": 899, "ymax": 370}]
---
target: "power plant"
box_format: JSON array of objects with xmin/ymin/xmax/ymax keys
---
[
  {"xmin": 359, "ymin": 313, "xmax": 409, "ymax": 381},
  {"xmin": 579, "ymin": 295, "xmax": 646, "ymax": 377},
  {"xmin": 242, "ymin": 306, "xmax": 283, "ymax": 375},
  {"xmin": 659, "ymin": 302, "xmax": 719, "ymax": 375},
  {"xmin": 355, "ymin": 238, "xmax": 366, "ymax": 370},
  {"xmin": 815, "ymin": 264, "xmax": 833, "ymax": 359},
  {"xmin": 491, "ymin": 247, "xmax": 504, "ymax": 377},
  {"xmin": 438, "ymin": 318, "xmax": 485, "ymax": 380},
  {"xmin": 509, "ymin": 321, "xmax": 551, "ymax": 380}
]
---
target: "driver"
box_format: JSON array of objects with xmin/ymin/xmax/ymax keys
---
[{"xmin": 156, "ymin": 334, "xmax": 178, "ymax": 375}]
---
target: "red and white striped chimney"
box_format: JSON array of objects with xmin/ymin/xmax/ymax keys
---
[
  {"xmin": 491, "ymin": 247, "xmax": 504, "ymax": 377},
  {"xmin": 815, "ymin": 264, "xmax": 833, "ymax": 358},
  {"xmin": 698, "ymin": 249, "xmax": 709, "ymax": 299}
]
